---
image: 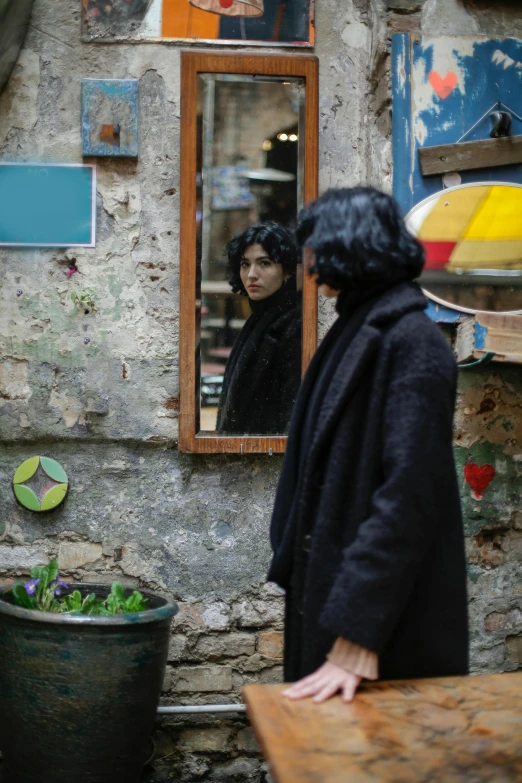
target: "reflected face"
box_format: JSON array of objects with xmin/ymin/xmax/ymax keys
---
[{"xmin": 240, "ymin": 243, "xmax": 286, "ymax": 301}]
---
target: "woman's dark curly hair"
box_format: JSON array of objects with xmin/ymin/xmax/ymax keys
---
[
  {"xmin": 295, "ymin": 187, "xmax": 425, "ymax": 291},
  {"xmin": 226, "ymin": 222, "xmax": 299, "ymax": 295}
]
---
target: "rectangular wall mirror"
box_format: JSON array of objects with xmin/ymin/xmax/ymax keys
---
[{"xmin": 179, "ymin": 52, "xmax": 318, "ymax": 454}]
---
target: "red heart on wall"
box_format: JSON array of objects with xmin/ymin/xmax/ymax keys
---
[
  {"xmin": 464, "ymin": 463, "xmax": 495, "ymax": 500},
  {"xmin": 428, "ymin": 71, "xmax": 458, "ymax": 100}
]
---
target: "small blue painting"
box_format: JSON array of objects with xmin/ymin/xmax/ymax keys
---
[
  {"xmin": 0, "ymin": 164, "xmax": 95, "ymax": 247},
  {"xmin": 82, "ymin": 79, "xmax": 139, "ymax": 158}
]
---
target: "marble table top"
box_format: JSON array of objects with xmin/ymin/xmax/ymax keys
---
[{"xmin": 243, "ymin": 672, "xmax": 522, "ymax": 782}]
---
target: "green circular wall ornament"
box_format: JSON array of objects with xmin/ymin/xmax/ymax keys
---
[{"xmin": 12, "ymin": 457, "xmax": 69, "ymax": 512}]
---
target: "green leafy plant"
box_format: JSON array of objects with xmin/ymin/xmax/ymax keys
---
[
  {"xmin": 71, "ymin": 288, "xmax": 97, "ymax": 314},
  {"xmin": 8, "ymin": 559, "xmax": 147, "ymax": 616}
]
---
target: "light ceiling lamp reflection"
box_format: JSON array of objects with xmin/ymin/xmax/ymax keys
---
[
  {"xmin": 245, "ymin": 168, "xmax": 295, "ymax": 182},
  {"xmin": 189, "ymin": 0, "xmax": 264, "ymax": 17}
]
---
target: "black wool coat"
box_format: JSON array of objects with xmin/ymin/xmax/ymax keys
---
[
  {"xmin": 217, "ymin": 285, "xmax": 301, "ymax": 436},
  {"xmin": 268, "ymin": 282, "xmax": 469, "ymax": 682}
]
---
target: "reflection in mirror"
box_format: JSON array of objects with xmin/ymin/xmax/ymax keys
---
[
  {"xmin": 196, "ymin": 74, "xmax": 305, "ymax": 435},
  {"xmin": 406, "ymin": 183, "xmax": 522, "ymax": 314}
]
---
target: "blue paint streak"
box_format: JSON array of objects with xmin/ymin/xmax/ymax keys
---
[
  {"xmin": 425, "ymin": 299, "xmax": 464, "ymax": 323},
  {"xmin": 475, "ymin": 322, "xmax": 489, "ymax": 350},
  {"xmin": 392, "ymin": 34, "xmax": 413, "ymax": 215}
]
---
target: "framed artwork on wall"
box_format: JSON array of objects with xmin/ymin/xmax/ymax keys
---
[
  {"xmin": 0, "ymin": 163, "xmax": 96, "ymax": 247},
  {"xmin": 81, "ymin": 0, "xmax": 314, "ymax": 47}
]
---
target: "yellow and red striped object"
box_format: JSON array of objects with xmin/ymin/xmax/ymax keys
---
[{"xmin": 406, "ymin": 184, "xmax": 522, "ymax": 273}]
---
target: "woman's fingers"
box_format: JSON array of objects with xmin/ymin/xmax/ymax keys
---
[
  {"xmin": 312, "ymin": 678, "xmax": 345, "ymax": 703},
  {"xmin": 282, "ymin": 662, "xmax": 363, "ymax": 703},
  {"xmin": 282, "ymin": 667, "xmax": 328, "ymax": 697},
  {"xmin": 342, "ymin": 674, "xmax": 361, "ymax": 703},
  {"xmin": 283, "ymin": 675, "xmax": 328, "ymax": 699}
]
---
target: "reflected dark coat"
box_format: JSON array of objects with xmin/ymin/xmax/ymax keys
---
[
  {"xmin": 268, "ymin": 282, "xmax": 469, "ymax": 682},
  {"xmin": 216, "ymin": 285, "xmax": 301, "ymax": 436}
]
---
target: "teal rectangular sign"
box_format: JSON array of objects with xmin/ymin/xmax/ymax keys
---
[{"xmin": 0, "ymin": 163, "xmax": 96, "ymax": 247}]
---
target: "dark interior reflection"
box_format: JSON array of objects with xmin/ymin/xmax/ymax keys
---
[
  {"xmin": 421, "ymin": 272, "xmax": 522, "ymax": 313},
  {"xmin": 195, "ymin": 74, "xmax": 305, "ymax": 434}
]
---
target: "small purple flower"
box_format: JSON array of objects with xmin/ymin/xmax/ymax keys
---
[
  {"xmin": 24, "ymin": 579, "xmax": 40, "ymax": 595},
  {"xmin": 51, "ymin": 577, "xmax": 69, "ymax": 597}
]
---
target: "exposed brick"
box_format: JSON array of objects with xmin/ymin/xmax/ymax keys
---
[
  {"xmin": 177, "ymin": 727, "xmax": 232, "ymax": 753},
  {"xmin": 507, "ymin": 635, "xmax": 522, "ymax": 665},
  {"xmin": 0, "ymin": 358, "xmax": 29, "ymax": 399},
  {"xmin": 485, "ymin": 608, "xmax": 522, "ymax": 633},
  {"xmin": 168, "ymin": 634, "xmax": 189, "ymax": 662},
  {"xmin": 194, "ymin": 632, "xmax": 256, "ymax": 660},
  {"xmin": 257, "ymin": 631, "xmax": 284, "ymax": 659},
  {"xmin": 386, "ymin": 0, "xmax": 424, "ymax": 10},
  {"xmin": 235, "ymin": 653, "xmax": 267, "ymax": 673},
  {"xmin": 259, "ymin": 665, "xmax": 284, "ymax": 684},
  {"xmin": 260, "ymin": 582, "xmax": 285, "ymax": 598},
  {"xmin": 172, "ymin": 666, "xmax": 233, "ymax": 693},
  {"xmin": 162, "ymin": 665, "xmax": 173, "ymax": 692},
  {"xmin": 232, "ymin": 599, "xmax": 284, "ymax": 629},
  {"xmin": 234, "ymin": 727, "xmax": 260, "ymax": 753},
  {"xmin": 0, "ymin": 545, "xmax": 48, "ymax": 571},
  {"xmin": 208, "ymin": 758, "xmax": 261, "ymax": 780},
  {"xmin": 386, "ymin": 13, "xmax": 421, "ymax": 33},
  {"xmin": 58, "ymin": 542, "xmax": 103, "ymax": 570},
  {"xmin": 172, "ymin": 602, "xmax": 205, "ymax": 632},
  {"xmin": 201, "ymin": 602, "xmax": 232, "ymax": 631}
]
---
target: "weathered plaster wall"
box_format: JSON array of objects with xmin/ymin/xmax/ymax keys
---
[{"xmin": 1, "ymin": 0, "xmax": 522, "ymax": 780}]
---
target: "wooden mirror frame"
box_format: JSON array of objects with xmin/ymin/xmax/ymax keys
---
[{"xmin": 179, "ymin": 50, "xmax": 318, "ymax": 454}]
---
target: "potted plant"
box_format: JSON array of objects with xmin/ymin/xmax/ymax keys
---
[{"xmin": 0, "ymin": 559, "xmax": 177, "ymax": 783}]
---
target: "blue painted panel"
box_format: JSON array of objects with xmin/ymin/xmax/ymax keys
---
[
  {"xmin": 475, "ymin": 322, "xmax": 489, "ymax": 351},
  {"xmin": 392, "ymin": 35, "xmax": 522, "ymax": 216},
  {"xmin": 425, "ymin": 299, "xmax": 465, "ymax": 323},
  {"xmin": 82, "ymin": 79, "xmax": 138, "ymax": 158},
  {"xmin": 392, "ymin": 34, "xmax": 413, "ymax": 216},
  {"xmin": 0, "ymin": 164, "xmax": 96, "ymax": 247}
]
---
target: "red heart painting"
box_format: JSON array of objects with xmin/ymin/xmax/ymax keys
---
[
  {"xmin": 428, "ymin": 71, "xmax": 458, "ymax": 100},
  {"xmin": 464, "ymin": 463, "xmax": 495, "ymax": 500}
]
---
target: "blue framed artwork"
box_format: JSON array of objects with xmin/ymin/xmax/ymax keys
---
[
  {"xmin": 0, "ymin": 163, "xmax": 96, "ymax": 247},
  {"xmin": 82, "ymin": 79, "xmax": 139, "ymax": 158}
]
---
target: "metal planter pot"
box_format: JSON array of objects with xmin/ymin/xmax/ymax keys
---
[
  {"xmin": 0, "ymin": 0, "xmax": 35, "ymax": 95},
  {"xmin": 0, "ymin": 584, "xmax": 177, "ymax": 783}
]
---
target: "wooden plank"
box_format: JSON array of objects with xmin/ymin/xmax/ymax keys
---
[
  {"xmin": 475, "ymin": 311, "xmax": 522, "ymax": 363},
  {"xmin": 244, "ymin": 673, "xmax": 522, "ymax": 783},
  {"xmin": 418, "ymin": 134, "xmax": 522, "ymax": 176},
  {"xmin": 301, "ymin": 56, "xmax": 319, "ymax": 377},
  {"xmin": 454, "ymin": 315, "xmax": 475, "ymax": 364},
  {"xmin": 178, "ymin": 51, "xmax": 319, "ymax": 454}
]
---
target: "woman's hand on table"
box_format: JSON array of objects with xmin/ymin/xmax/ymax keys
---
[{"xmin": 282, "ymin": 661, "xmax": 362, "ymax": 703}]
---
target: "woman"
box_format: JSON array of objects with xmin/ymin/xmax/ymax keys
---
[
  {"xmin": 268, "ymin": 187, "xmax": 469, "ymax": 704},
  {"xmin": 216, "ymin": 222, "xmax": 302, "ymax": 435}
]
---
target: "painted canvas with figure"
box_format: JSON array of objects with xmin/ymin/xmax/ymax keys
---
[{"xmin": 81, "ymin": 0, "xmax": 313, "ymax": 46}]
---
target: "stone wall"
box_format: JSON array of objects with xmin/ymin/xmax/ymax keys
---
[{"xmin": 1, "ymin": 0, "xmax": 522, "ymax": 781}]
